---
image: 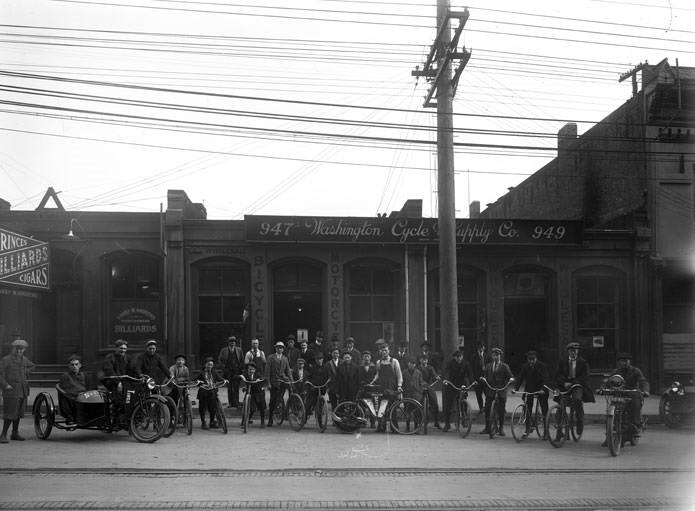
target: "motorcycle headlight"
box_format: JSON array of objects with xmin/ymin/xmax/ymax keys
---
[
  {"xmin": 146, "ymin": 378, "xmax": 156, "ymax": 390},
  {"xmin": 671, "ymin": 386, "xmax": 680, "ymax": 393}
]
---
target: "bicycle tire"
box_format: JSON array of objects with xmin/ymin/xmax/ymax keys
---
[
  {"xmin": 534, "ymin": 400, "xmax": 545, "ymax": 439},
  {"xmin": 162, "ymin": 396, "xmax": 177, "ymax": 438},
  {"xmin": 422, "ymin": 393, "xmax": 429, "ymax": 435},
  {"xmin": 458, "ymin": 398, "xmax": 472, "ymax": 438},
  {"xmin": 511, "ymin": 403, "xmax": 527, "ymax": 442},
  {"xmin": 389, "ymin": 398, "xmax": 423, "ymax": 435},
  {"xmin": 607, "ymin": 411, "xmax": 622, "ymax": 456},
  {"xmin": 570, "ymin": 404, "xmax": 582, "ymax": 442},
  {"xmin": 332, "ymin": 401, "xmax": 365, "ymax": 433},
  {"xmin": 489, "ymin": 403, "xmax": 499, "ymax": 439},
  {"xmin": 184, "ymin": 395, "xmax": 193, "ymax": 435},
  {"xmin": 547, "ymin": 404, "xmax": 567, "ymax": 448},
  {"xmin": 241, "ymin": 394, "xmax": 250, "ymax": 434},
  {"xmin": 287, "ymin": 393, "xmax": 306, "ymax": 431},
  {"xmin": 316, "ymin": 396, "xmax": 328, "ymax": 433},
  {"xmin": 216, "ymin": 399, "xmax": 228, "ymax": 434},
  {"xmin": 271, "ymin": 398, "xmax": 285, "ymax": 426}
]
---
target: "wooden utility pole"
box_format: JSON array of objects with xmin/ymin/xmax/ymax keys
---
[{"xmin": 412, "ymin": 2, "xmax": 470, "ymax": 356}]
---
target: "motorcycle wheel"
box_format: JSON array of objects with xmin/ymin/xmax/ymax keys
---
[
  {"xmin": 33, "ymin": 393, "xmax": 55, "ymax": 440},
  {"xmin": 287, "ymin": 393, "xmax": 306, "ymax": 432},
  {"xmin": 130, "ymin": 398, "xmax": 170, "ymax": 443},
  {"xmin": 162, "ymin": 396, "xmax": 177, "ymax": 438},
  {"xmin": 547, "ymin": 404, "xmax": 567, "ymax": 448},
  {"xmin": 607, "ymin": 412, "xmax": 621, "ymax": 457},
  {"xmin": 316, "ymin": 396, "xmax": 328, "ymax": 433},
  {"xmin": 660, "ymin": 395, "xmax": 682, "ymax": 429},
  {"xmin": 458, "ymin": 398, "xmax": 472, "ymax": 438},
  {"xmin": 511, "ymin": 403, "xmax": 527, "ymax": 443}
]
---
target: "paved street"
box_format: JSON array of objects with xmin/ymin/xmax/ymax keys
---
[{"xmin": 0, "ymin": 410, "xmax": 693, "ymax": 510}]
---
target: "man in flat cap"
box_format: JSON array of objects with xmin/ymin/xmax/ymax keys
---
[
  {"xmin": 218, "ymin": 336, "xmax": 244, "ymax": 408},
  {"xmin": 135, "ymin": 339, "xmax": 171, "ymax": 384},
  {"xmin": 266, "ymin": 341, "xmax": 291, "ymax": 427},
  {"xmin": 514, "ymin": 350, "xmax": 549, "ymax": 438},
  {"xmin": 555, "ymin": 341, "xmax": 595, "ymax": 437},
  {"xmin": 0, "ymin": 339, "xmax": 35, "ymax": 443},
  {"xmin": 608, "ymin": 352, "xmax": 650, "ymax": 437},
  {"xmin": 480, "ymin": 347, "xmax": 513, "ymax": 436}
]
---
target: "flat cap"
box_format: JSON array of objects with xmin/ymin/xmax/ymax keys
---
[
  {"xmin": 11, "ymin": 339, "xmax": 28, "ymax": 348},
  {"xmin": 566, "ymin": 342, "xmax": 581, "ymax": 350},
  {"xmin": 491, "ymin": 347, "xmax": 503, "ymax": 355},
  {"xmin": 616, "ymin": 352, "xmax": 632, "ymax": 360}
]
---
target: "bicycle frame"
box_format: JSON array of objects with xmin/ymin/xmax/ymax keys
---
[
  {"xmin": 480, "ymin": 377, "xmax": 513, "ymax": 439},
  {"xmin": 442, "ymin": 380, "xmax": 476, "ymax": 438}
]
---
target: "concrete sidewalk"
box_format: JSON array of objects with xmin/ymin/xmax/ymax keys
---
[{"xmin": 17, "ymin": 385, "xmax": 663, "ymax": 423}]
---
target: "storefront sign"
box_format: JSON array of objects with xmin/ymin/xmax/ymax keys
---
[
  {"xmin": 112, "ymin": 305, "xmax": 160, "ymax": 342},
  {"xmin": 245, "ymin": 216, "xmax": 581, "ymax": 245},
  {"xmin": 0, "ymin": 226, "xmax": 50, "ymax": 291}
]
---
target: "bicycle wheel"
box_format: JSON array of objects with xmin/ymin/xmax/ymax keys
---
[
  {"xmin": 569, "ymin": 405, "xmax": 582, "ymax": 442},
  {"xmin": 389, "ymin": 398, "xmax": 423, "ymax": 435},
  {"xmin": 271, "ymin": 398, "xmax": 285, "ymax": 426},
  {"xmin": 162, "ymin": 396, "xmax": 177, "ymax": 438},
  {"xmin": 489, "ymin": 403, "xmax": 499, "ymax": 439},
  {"xmin": 33, "ymin": 393, "xmax": 55, "ymax": 440},
  {"xmin": 184, "ymin": 395, "xmax": 193, "ymax": 436},
  {"xmin": 216, "ymin": 399, "xmax": 228, "ymax": 434},
  {"xmin": 607, "ymin": 412, "xmax": 622, "ymax": 456},
  {"xmin": 130, "ymin": 398, "xmax": 170, "ymax": 443},
  {"xmin": 315, "ymin": 396, "xmax": 328, "ymax": 433},
  {"xmin": 422, "ymin": 394, "xmax": 429, "ymax": 435},
  {"xmin": 240, "ymin": 394, "xmax": 250, "ymax": 433},
  {"xmin": 547, "ymin": 404, "xmax": 567, "ymax": 448},
  {"xmin": 287, "ymin": 393, "xmax": 306, "ymax": 431},
  {"xmin": 534, "ymin": 401, "xmax": 545, "ymax": 439},
  {"xmin": 511, "ymin": 403, "xmax": 528, "ymax": 442},
  {"xmin": 458, "ymin": 398, "xmax": 472, "ymax": 438},
  {"xmin": 332, "ymin": 401, "xmax": 366, "ymax": 433}
]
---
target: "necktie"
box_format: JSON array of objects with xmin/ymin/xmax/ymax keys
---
[{"xmin": 569, "ymin": 360, "xmax": 576, "ymax": 378}]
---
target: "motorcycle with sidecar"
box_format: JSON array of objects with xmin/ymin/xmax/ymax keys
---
[
  {"xmin": 660, "ymin": 376, "xmax": 695, "ymax": 429},
  {"xmin": 32, "ymin": 374, "xmax": 171, "ymax": 443}
]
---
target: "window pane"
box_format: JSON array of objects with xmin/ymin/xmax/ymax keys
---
[
  {"xmin": 597, "ymin": 279, "xmax": 616, "ymax": 303},
  {"xmin": 223, "ymin": 296, "xmax": 246, "ymax": 322},
  {"xmin": 300, "ymin": 266, "xmax": 322, "ymax": 290},
  {"xmin": 576, "ymin": 278, "xmax": 596, "ymax": 303},
  {"xmin": 350, "ymin": 296, "xmax": 371, "ymax": 321},
  {"xmin": 199, "ymin": 297, "xmax": 222, "ymax": 322},
  {"xmin": 221, "ymin": 270, "xmax": 244, "ymax": 293},
  {"xmin": 598, "ymin": 304, "xmax": 616, "ymax": 328},
  {"xmin": 577, "ymin": 304, "xmax": 597, "ymax": 328},
  {"xmin": 275, "ymin": 266, "xmax": 298, "ymax": 290},
  {"xmin": 373, "ymin": 270, "xmax": 393, "ymax": 294},
  {"xmin": 373, "ymin": 296, "xmax": 394, "ymax": 320},
  {"xmin": 458, "ymin": 278, "xmax": 477, "ymax": 302},
  {"xmin": 459, "ymin": 304, "xmax": 477, "ymax": 328},
  {"xmin": 112, "ymin": 255, "xmax": 159, "ymax": 299},
  {"xmin": 349, "ymin": 268, "xmax": 370, "ymax": 294}
]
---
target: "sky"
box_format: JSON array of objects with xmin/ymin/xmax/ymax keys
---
[{"xmin": 1, "ymin": 0, "xmax": 694, "ymax": 220}]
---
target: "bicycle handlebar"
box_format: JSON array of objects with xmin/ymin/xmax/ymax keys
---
[
  {"xmin": 196, "ymin": 379, "xmax": 229, "ymax": 391},
  {"xmin": 304, "ymin": 380, "xmax": 331, "ymax": 390},
  {"xmin": 239, "ymin": 375, "xmax": 265, "ymax": 385},
  {"xmin": 511, "ymin": 388, "xmax": 546, "ymax": 397},
  {"xmin": 442, "ymin": 379, "xmax": 476, "ymax": 392},
  {"xmin": 169, "ymin": 380, "xmax": 202, "ymax": 389},
  {"xmin": 479, "ymin": 377, "xmax": 514, "ymax": 392}
]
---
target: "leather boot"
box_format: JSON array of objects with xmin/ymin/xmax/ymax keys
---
[
  {"xmin": 0, "ymin": 434, "xmax": 7, "ymax": 444},
  {"xmin": 10, "ymin": 432, "xmax": 25, "ymax": 441},
  {"xmin": 201, "ymin": 418, "xmax": 209, "ymax": 430}
]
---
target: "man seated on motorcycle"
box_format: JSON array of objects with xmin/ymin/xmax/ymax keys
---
[{"xmin": 611, "ymin": 352, "xmax": 650, "ymax": 435}]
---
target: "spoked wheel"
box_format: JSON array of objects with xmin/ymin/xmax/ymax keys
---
[
  {"xmin": 287, "ymin": 394, "xmax": 306, "ymax": 431},
  {"xmin": 315, "ymin": 396, "xmax": 328, "ymax": 433},
  {"xmin": 488, "ymin": 403, "xmax": 499, "ymax": 439},
  {"xmin": 458, "ymin": 398, "xmax": 472, "ymax": 438},
  {"xmin": 271, "ymin": 399, "xmax": 285, "ymax": 427},
  {"xmin": 162, "ymin": 396, "xmax": 177, "ymax": 438},
  {"xmin": 422, "ymin": 395, "xmax": 429, "ymax": 435},
  {"xmin": 569, "ymin": 405, "xmax": 582, "ymax": 442},
  {"xmin": 547, "ymin": 404, "xmax": 567, "ymax": 448},
  {"xmin": 240, "ymin": 394, "xmax": 250, "ymax": 433},
  {"xmin": 389, "ymin": 398, "xmax": 424, "ymax": 435},
  {"xmin": 607, "ymin": 412, "xmax": 622, "ymax": 456},
  {"xmin": 534, "ymin": 402, "xmax": 545, "ymax": 439},
  {"xmin": 33, "ymin": 393, "xmax": 55, "ymax": 440},
  {"xmin": 184, "ymin": 396, "xmax": 193, "ymax": 435},
  {"xmin": 333, "ymin": 401, "xmax": 366, "ymax": 433},
  {"xmin": 216, "ymin": 400, "xmax": 228, "ymax": 434},
  {"xmin": 660, "ymin": 395, "xmax": 682, "ymax": 429},
  {"xmin": 130, "ymin": 398, "xmax": 170, "ymax": 443},
  {"xmin": 511, "ymin": 403, "xmax": 528, "ymax": 442}
]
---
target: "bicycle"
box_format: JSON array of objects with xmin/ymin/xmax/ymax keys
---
[
  {"xmin": 301, "ymin": 380, "xmax": 331, "ymax": 432},
  {"xmin": 169, "ymin": 379, "xmax": 200, "ymax": 435},
  {"xmin": 269, "ymin": 378, "xmax": 298, "ymax": 428},
  {"xmin": 480, "ymin": 377, "xmax": 514, "ymax": 439},
  {"xmin": 239, "ymin": 374, "xmax": 266, "ymax": 433},
  {"xmin": 153, "ymin": 378, "xmax": 178, "ymax": 438},
  {"xmin": 332, "ymin": 384, "xmax": 423, "ymax": 435},
  {"xmin": 420, "ymin": 377, "xmax": 441, "ymax": 435},
  {"xmin": 284, "ymin": 379, "xmax": 307, "ymax": 431},
  {"xmin": 546, "ymin": 383, "xmax": 584, "ymax": 448},
  {"xmin": 441, "ymin": 380, "xmax": 476, "ymax": 438},
  {"xmin": 196, "ymin": 378, "xmax": 229, "ymax": 434},
  {"xmin": 510, "ymin": 388, "xmax": 547, "ymax": 442}
]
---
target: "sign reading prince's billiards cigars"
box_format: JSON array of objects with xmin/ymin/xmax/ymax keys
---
[{"xmin": 0, "ymin": 226, "xmax": 50, "ymax": 291}]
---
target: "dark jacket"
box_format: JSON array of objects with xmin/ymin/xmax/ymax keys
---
[
  {"xmin": 193, "ymin": 368, "xmax": 225, "ymax": 399},
  {"xmin": 135, "ymin": 352, "xmax": 171, "ymax": 383},
  {"xmin": 336, "ymin": 363, "xmax": 360, "ymax": 401},
  {"xmin": 515, "ymin": 360, "xmax": 549, "ymax": 393},
  {"xmin": 556, "ymin": 357, "xmax": 595, "ymax": 403},
  {"xmin": 218, "ymin": 345, "xmax": 244, "ymax": 376},
  {"xmin": 359, "ymin": 364, "xmax": 377, "ymax": 387},
  {"xmin": 482, "ymin": 361, "xmax": 513, "ymax": 389},
  {"xmin": 0, "ymin": 353, "xmax": 34, "ymax": 398},
  {"xmin": 611, "ymin": 365, "xmax": 649, "ymax": 394},
  {"xmin": 102, "ymin": 352, "xmax": 136, "ymax": 380},
  {"xmin": 59, "ymin": 371, "xmax": 87, "ymax": 398},
  {"xmin": 444, "ymin": 359, "xmax": 473, "ymax": 387},
  {"xmin": 471, "ymin": 351, "xmax": 490, "ymax": 379}
]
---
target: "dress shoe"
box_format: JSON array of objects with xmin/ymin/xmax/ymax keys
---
[
  {"xmin": 434, "ymin": 423, "xmax": 442, "ymax": 430},
  {"xmin": 441, "ymin": 423, "xmax": 450, "ymax": 432},
  {"xmin": 209, "ymin": 422, "xmax": 219, "ymax": 429},
  {"xmin": 498, "ymin": 429, "xmax": 506, "ymax": 437},
  {"xmin": 11, "ymin": 432, "xmax": 25, "ymax": 441},
  {"xmin": 479, "ymin": 428, "xmax": 490, "ymax": 434},
  {"xmin": 0, "ymin": 435, "xmax": 7, "ymax": 444}
]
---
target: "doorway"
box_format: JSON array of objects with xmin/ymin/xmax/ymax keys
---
[
  {"xmin": 272, "ymin": 261, "xmax": 323, "ymax": 343},
  {"xmin": 504, "ymin": 298, "xmax": 547, "ymax": 373}
]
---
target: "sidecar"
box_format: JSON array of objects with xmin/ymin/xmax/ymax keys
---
[{"xmin": 660, "ymin": 376, "xmax": 695, "ymax": 429}]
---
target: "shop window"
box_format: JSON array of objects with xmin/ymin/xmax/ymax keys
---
[
  {"xmin": 111, "ymin": 254, "xmax": 160, "ymax": 300},
  {"xmin": 663, "ymin": 273, "xmax": 695, "ymax": 334},
  {"xmin": 347, "ymin": 264, "xmax": 397, "ymax": 348},
  {"xmin": 574, "ymin": 274, "xmax": 621, "ymax": 370}
]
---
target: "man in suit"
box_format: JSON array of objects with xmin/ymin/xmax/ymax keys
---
[
  {"xmin": 265, "ymin": 341, "xmax": 292, "ymax": 427},
  {"xmin": 308, "ymin": 331, "xmax": 328, "ymax": 368},
  {"xmin": 480, "ymin": 347, "xmax": 514, "ymax": 436},
  {"xmin": 326, "ymin": 347, "xmax": 341, "ymax": 409},
  {"xmin": 470, "ymin": 343, "xmax": 489, "ymax": 415},
  {"xmin": 343, "ymin": 337, "xmax": 361, "ymax": 366},
  {"xmin": 285, "ymin": 334, "xmax": 300, "ymax": 368},
  {"xmin": 555, "ymin": 341, "xmax": 595, "ymax": 436},
  {"xmin": 514, "ymin": 350, "xmax": 549, "ymax": 438},
  {"xmin": 441, "ymin": 350, "xmax": 473, "ymax": 432},
  {"xmin": 336, "ymin": 351, "xmax": 360, "ymax": 403},
  {"xmin": 218, "ymin": 336, "xmax": 244, "ymax": 408}
]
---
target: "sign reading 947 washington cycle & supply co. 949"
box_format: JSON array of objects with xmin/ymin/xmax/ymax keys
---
[{"xmin": 0, "ymin": 226, "xmax": 50, "ymax": 291}]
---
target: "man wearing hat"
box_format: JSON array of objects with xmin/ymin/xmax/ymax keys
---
[
  {"xmin": 471, "ymin": 343, "xmax": 490, "ymax": 414},
  {"xmin": 308, "ymin": 331, "xmax": 328, "ymax": 369},
  {"xmin": 418, "ymin": 341, "xmax": 442, "ymax": 372},
  {"xmin": 306, "ymin": 351, "xmax": 329, "ymax": 417},
  {"xmin": 480, "ymin": 347, "xmax": 513, "ymax": 436},
  {"xmin": 265, "ymin": 341, "xmax": 291, "ymax": 427},
  {"xmin": 168, "ymin": 353, "xmax": 189, "ymax": 405},
  {"xmin": 555, "ymin": 341, "xmax": 595, "ymax": 436},
  {"xmin": 514, "ymin": 350, "xmax": 549, "ymax": 438},
  {"xmin": 135, "ymin": 339, "xmax": 171, "ymax": 384},
  {"xmin": 441, "ymin": 350, "xmax": 473, "ymax": 432},
  {"xmin": 285, "ymin": 334, "xmax": 300, "ymax": 369},
  {"xmin": 609, "ymin": 352, "xmax": 650, "ymax": 436},
  {"xmin": 244, "ymin": 338, "xmax": 266, "ymax": 376},
  {"xmin": 336, "ymin": 350, "xmax": 360, "ymax": 403},
  {"xmin": 193, "ymin": 357, "xmax": 224, "ymax": 429},
  {"xmin": 102, "ymin": 339, "xmax": 135, "ymax": 387},
  {"xmin": 218, "ymin": 336, "xmax": 244, "ymax": 408},
  {"xmin": 343, "ymin": 337, "xmax": 361, "ymax": 366},
  {"xmin": 0, "ymin": 339, "xmax": 35, "ymax": 443}
]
